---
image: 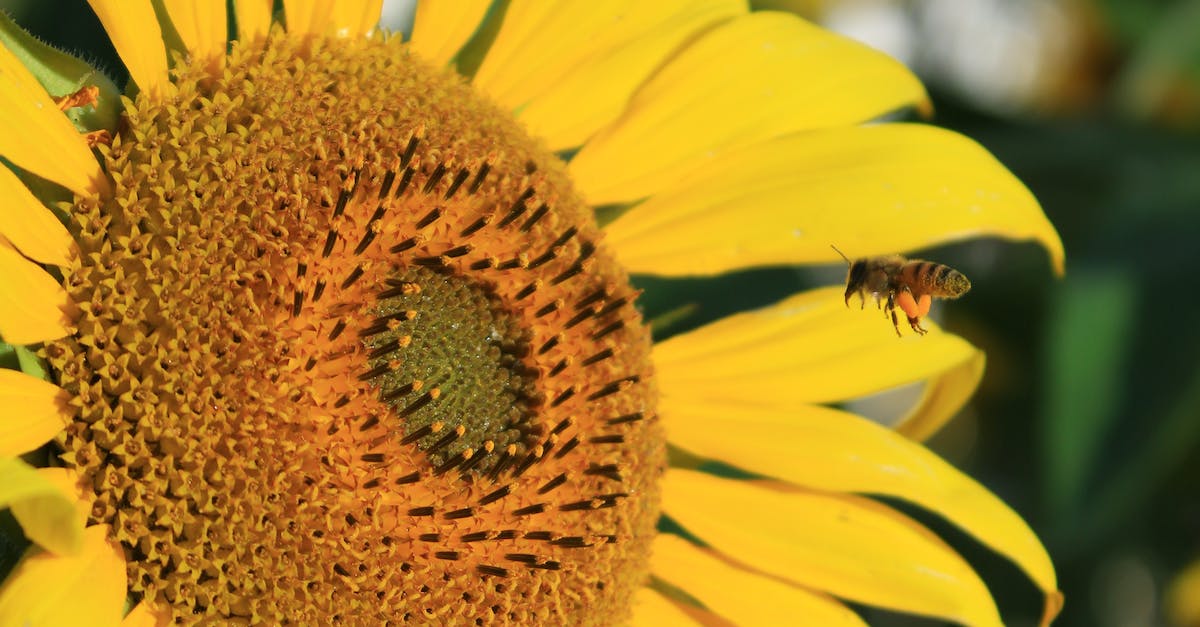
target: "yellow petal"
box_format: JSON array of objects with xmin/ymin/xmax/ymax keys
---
[
  {"xmin": 896, "ymin": 347, "xmax": 985, "ymax": 441},
  {"xmin": 473, "ymin": 0, "xmax": 619, "ymax": 107},
  {"xmin": 0, "ymin": 457, "xmax": 82, "ymax": 556},
  {"xmin": 0, "ymin": 165, "xmax": 75, "ymax": 266},
  {"xmin": 408, "ymin": 0, "xmax": 492, "ymax": 66},
  {"xmin": 1167, "ymin": 559, "xmax": 1200, "ymax": 627},
  {"xmin": 605, "ymin": 123, "xmax": 1064, "ymax": 276},
  {"xmin": 121, "ymin": 601, "xmax": 170, "ymax": 627},
  {"xmin": 662, "ymin": 469, "xmax": 1001, "ymax": 626},
  {"xmin": 32, "ymin": 467, "xmax": 90, "ymax": 529},
  {"xmin": 0, "ymin": 41, "xmax": 106, "ymax": 197},
  {"xmin": 654, "ymin": 286, "xmax": 979, "ymax": 405},
  {"xmin": 630, "ymin": 588, "xmax": 697, "ymax": 626},
  {"xmin": 0, "ymin": 240, "xmax": 72, "ymax": 345},
  {"xmin": 0, "ymin": 369, "xmax": 69, "ymax": 457},
  {"xmin": 513, "ymin": 0, "xmax": 747, "ymax": 150},
  {"xmin": 0, "ymin": 525, "xmax": 125, "ymax": 627},
  {"xmin": 663, "ymin": 398, "xmax": 1059, "ymax": 611},
  {"xmin": 87, "ymin": 0, "xmax": 171, "ymax": 97},
  {"xmin": 234, "ymin": 0, "xmax": 273, "ymax": 41},
  {"xmin": 651, "ymin": 533, "xmax": 867, "ymax": 626},
  {"xmin": 568, "ymin": 11, "xmax": 927, "ymax": 205},
  {"xmin": 476, "ymin": 1, "xmax": 746, "ymax": 124},
  {"xmin": 160, "ymin": 0, "xmax": 228, "ymax": 70},
  {"xmin": 329, "ymin": 0, "xmax": 382, "ymax": 38},
  {"xmin": 282, "ymin": 0, "xmax": 334, "ymax": 37}
]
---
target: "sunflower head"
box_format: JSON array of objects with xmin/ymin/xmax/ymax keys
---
[{"xmin": 42, "ymin": 25, "xmax": 662, "ymax": 626}]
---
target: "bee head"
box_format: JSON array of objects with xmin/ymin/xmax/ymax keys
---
[
  {"xmin": 843, "ymin": 259, "xmax": 868, "ymax": 303},
  {"xmin": 831, "ymin": 245, "xmax": 866, "ymax": 305}
]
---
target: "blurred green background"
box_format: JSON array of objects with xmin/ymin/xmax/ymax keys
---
[{"xmin": 3, "ymin": 0, "xmax": 1199, "ymax": 625}]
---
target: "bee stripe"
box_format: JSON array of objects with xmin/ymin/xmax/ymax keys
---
[
  {"xmin": 908, "ymin": 262, "xmax": 930, "ymax": 287},
  {"xmin": 937, "ymin": 265, "xmax": 952, "ymax": 284}
]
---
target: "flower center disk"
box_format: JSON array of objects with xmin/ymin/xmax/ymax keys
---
[
  {"xmin": 46, "ymin": 31, "xmax": 662, "ymax": 625},
  {"xmin": 365, "ymin": 266, "xmax": 539, "ymax": 474}
]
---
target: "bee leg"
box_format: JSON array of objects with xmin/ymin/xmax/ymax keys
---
[
  {"xmin": 910, "ymin": 294, "xmax": 932, "ymax": 335},
  {"xmin": 896, "ymin": 291, "xmax": 927, "ymax": 336},
  {"xmin": 883, "ymin": 294, "xmax": 902, "ymax": 337}
]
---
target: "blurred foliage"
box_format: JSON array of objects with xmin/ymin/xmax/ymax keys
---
[
  {"xmin": 929, "ymin": 4, "xmax": 1200, "ymax": 621},
  {"xmin": 1104, "ymin": 0, "xmax": 1200, "ymax": 128}
]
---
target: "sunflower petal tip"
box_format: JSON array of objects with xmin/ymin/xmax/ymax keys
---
[
  {"xmin": 916, "ymin": 96, "xmax": 935, "ymax": 119},
  {"xmin": 1051, "ymin": 249, "xmax": 1066, "ymax": 277},
  {"xmin": 1035, "ymin": 229, "xmax": 1066, "ymax": 277},
  {"xmin": 1041, "ymin": 590, "xmax": 1065, "ymax": 626}
]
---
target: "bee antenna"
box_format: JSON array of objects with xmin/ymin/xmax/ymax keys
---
[{"xmin": 830, "ymin": 244, "xmax": 851, "ymax": 266}]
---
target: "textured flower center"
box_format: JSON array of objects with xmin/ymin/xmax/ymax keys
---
[
  {"xmin": 44, "ymin": 32, "xmax": 662, "ymax": 625},
  {"xmin": 365, "ymin": 266, "xmax": 540, "ymax": 475}
]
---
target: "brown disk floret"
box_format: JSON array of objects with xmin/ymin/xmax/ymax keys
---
[{"xmin": 44, "ymin": 31, "xmax": 663, "ymax": 625}]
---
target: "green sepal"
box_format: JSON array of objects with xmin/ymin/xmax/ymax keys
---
[
  {"xmin": 0, "ymin": 342, "xmax": 17, "ymax": 371},
  {"xmin": 452, "ymin": 0, "xmax": 508, "ymax": 77},
  {"xmin": 0, "ymin": 10, "xmax": 121, "ymax": 133},
  {"xmin": 0, "ymin": 343, "xmax": 49, "ymax": 382},
  {"xmin": 14, "ymin": 345, "xmax": 49, "ymax": 381},
  {"xmin": 0, "ymin": 156, "xmax": 73, "ymax": 209}
]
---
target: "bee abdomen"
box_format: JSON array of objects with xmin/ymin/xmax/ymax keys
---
[
  {"xmin": 940, "ymin": 266, "xmax": 969, "ymax": 296},
  {"xmin": 932, "ymin": 264, "xmax": 970, "ymax": 297},
  {"xmin": 909, "ymin": 262, "xmax": 971, "ymax": 297}
]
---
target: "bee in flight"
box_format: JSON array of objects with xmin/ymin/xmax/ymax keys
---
[{"xmin": 832, "ymin": 246, "xmax": 971, "ymax": 337}]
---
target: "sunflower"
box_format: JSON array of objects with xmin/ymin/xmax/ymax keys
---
[{"xmin": 0, "ymin": 1, "xmax": 1065, "ymax": 625}]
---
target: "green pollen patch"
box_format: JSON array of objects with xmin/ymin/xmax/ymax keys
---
[
  {"xmin": 364, "ymin": 266, "xmax": 540, "ymax": 475},
  {"xmin": 44, "ymin": 28, "xmax": 664, "ymax": 626}
]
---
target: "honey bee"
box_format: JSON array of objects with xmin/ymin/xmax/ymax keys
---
[{"xmin": 832, "ymin": 246, "xmax": 971, "ymax": 337}]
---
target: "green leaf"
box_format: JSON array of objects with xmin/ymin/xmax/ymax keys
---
[
  {"xmin": 1041, "ymin": 269, "xmax": 1135, "ymax": 520},
  {"xmin": 0, "ymin": 10, "xmax": 120, "ymax": 133}
]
